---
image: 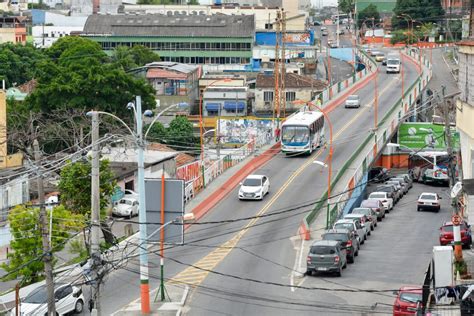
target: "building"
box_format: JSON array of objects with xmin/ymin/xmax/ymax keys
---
[
  {"xmin": 0, "ymin": 16, "xmax": 27, "ymax": 44},
  {"xmin": 254, "ymin": 72, "xmax": 326, "ymax": 113},
  {"xmin": 456, "ymin": 39, "xmax": 474, "ymax": 222},
  {"xmin": 130, "ymin": 62, "xmax": 201, "ymax": 114},
  {"xmin": 81, "ymin": 13, "xmax": 255, "ymax": 67},
  {"xmin": 32, "ymin": 26, "xmax": 84, "ymax": 48}
]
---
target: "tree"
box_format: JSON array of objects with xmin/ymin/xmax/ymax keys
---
[
  {"xmin": 112, "ymin": 45, "xmax": 160, "ymax": 71},
  {"xmin": 0, "ymin": 43, "xmax": 46, "ymax": 87},
  {"xmin": 1, "ymin": 205, "xmax": 84, "ymax": 283},
  {"xmin": 338, "ymin": 0, "xmax": 354, "ymax": 15},
  {"xmin": 392, "ymin": 0, "xmax": 444, "ymax": 30},
  {"xmin": 166, "ymin": 116, "xmax": 197, "ymax": 151},
  {"xmin": 357, "ymin": 4, "xmax": 380, "ymax": 28},
  {"xmin": 187, "ymin": 0, "xmax": 199, "ymax": 4},
  {"xmin": 58, "ymin": 159, "xmax": 116, "ymax": 216},
  {"xmin": 145, "ymin": 121, "xmax": 167, "ymax": 144}
]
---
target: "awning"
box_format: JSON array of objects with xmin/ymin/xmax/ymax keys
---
[
  {"xmin": 205, "ymin": 103, "xmax": 221, "ymax": 111},
  {"xmin": 224, "ymin": 101, "xmax": 246, "ymax": 111}
]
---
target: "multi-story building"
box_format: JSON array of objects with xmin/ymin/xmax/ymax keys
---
[
  {"xmin": 456, "ymin": 39, "xmax": 474, "ymax": 222},
  {"xmin": 199, "ymin": 76, "xmax": 249, "ymax": 117},
  {"xmin": 0, "ymin": 16, "xmax": 27, "ymax": 44},
  {"xmin": 254, "ymin": 72, "xmax": 326, "ymax": 114},
  {"xmin": 81, "ymin": 13, "xmax": 254, "ymax": 67}
]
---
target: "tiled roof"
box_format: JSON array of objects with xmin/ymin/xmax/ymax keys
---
[
  {"xmin": 82, "ymin": 14, "xmax": 255, "ymax": 38},
  {"xmin": 147, "ymin": 143, "xmax": 195, "ymax": 167},
  {"xmin": 256, "ymin": 73, "xmax": 327, "ymax": 90},
  {"xmin": 146, "ymin": 68, "xmax": 188, "ymax": 79}
]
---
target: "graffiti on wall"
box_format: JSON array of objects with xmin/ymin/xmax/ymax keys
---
[{"xmin": 218, "ymin": 118, "xmax": 273, "ymax": 144}]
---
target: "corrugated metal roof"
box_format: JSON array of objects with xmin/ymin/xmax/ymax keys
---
[{"xmin": 82, "ymin": 14, "xmax": 255, "ymax": 38}]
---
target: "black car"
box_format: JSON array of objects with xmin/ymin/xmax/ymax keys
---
[
  {"xmin": 322, "ymin": 229, "xmax": 359, "ymax": 263},
  {"xmin": 368, "ymin": 167, "xmax": 391, "ymax": 183}
]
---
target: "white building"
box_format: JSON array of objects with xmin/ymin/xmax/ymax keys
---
[{"xmin": 32, "ymin": 26, "xmax": 84, "ymax": 48}]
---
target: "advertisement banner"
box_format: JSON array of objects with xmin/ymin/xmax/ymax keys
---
[{"xmin": 398, "ymin": 123, "xmax": 459, "ymax": 150}]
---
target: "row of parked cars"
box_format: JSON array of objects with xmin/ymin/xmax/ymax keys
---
[{"xmin": 306, "ymin": 172, "xmax": 413, "ymax": 277}]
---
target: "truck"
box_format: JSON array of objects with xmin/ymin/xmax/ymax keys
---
[{"xmin": 386, "ymin": 53, "xmax": 401, "ymax": 74}]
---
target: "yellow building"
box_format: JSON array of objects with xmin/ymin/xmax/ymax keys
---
[{"xmin": 0, "ymin": 91, "xmax": 23, "ymax": 169}]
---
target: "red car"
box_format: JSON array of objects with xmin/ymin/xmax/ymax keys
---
[
  {"xmin": 439, "ymin": 221, "xmax": 472, "ymax": 248},
  {"xmin": 393, "ymin": 286, "xmax": 422, "ymax": 315}
]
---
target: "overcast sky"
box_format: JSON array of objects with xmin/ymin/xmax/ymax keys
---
[{"xmin": 200, "ymin": 0, "xmax": 338, "ymax": 7}]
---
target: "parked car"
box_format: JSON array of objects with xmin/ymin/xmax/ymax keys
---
[
  {"xmin": 384, "ymin": 180, "xmax": 404, "ymax": 197},
  {"xmin": 322, "ymin": 30, "xmax": 329, "ymax": 36},
  {"xmin": 375, "ymin": 184, "xmax": 399, "ymax": 204},
  {"xmin": 439, "ymin": 221, "xmax": 472, "ymax": 248},
  {"xmin": 360, "ymin": 199, "xmax": 386, "ymax": 221},
  {"xmin": 334, "ymin": 219, "xmax": 366, "ymax": 244},
  {"xmin": 375, "ymin": 52, "xmax": 385, "ymax": 62},
  {"xmin": 368, "ymin": 191, "xmax": 393, "ymax": 212},
  {"xmin": 11, "ymin": 283, "xmax": 85, "ymax": 316},
  {"xmin": 238, "ymin": 174, "xmax": 270, "ymax": 200},
  {"xmin": 344, "ymin": 213, "xmax": 371, "ymax": 237},
  {"xmin": 389, "ymin": 178, "xmax": 409, "ymax": 195},
  {"xmin": 393, "ymin": 286, "xmax": 423, "ymax": 316},
  {"xmin": 320, "ymin": 26, "xmax": 327, "ymax": 31},
  {"xmin": 392, "ymin": 177, "xmax": 411, "ymax": 192},
  {"xmin": 370, "ymin": 50, "xmax": 380, "ymax": 57},
  {"xmin": 345, "ymin": 95, "xmax": 360, "ymax": 108},
  {"xmin": 306, "ymin": 240, "xmax": 347, "ymax": 277},
  {"xmin": 112, "ymin": 197, "xmax": 139, "ymax": 218},
  {"xmin": 368, "ymin": 167, "xmax": 391, "ymax": 183},
  {"xmin": 382, "ymin": 57, "xmax": 387, "ymax": 66},
  {"xmin": 351, "ymin": 207, "xmax": 377, "ymax": 229},
  {"xmin": 397, "ymin": 173, "xmax": 414, "ymax": 189},
  {"xmin": 417, "ymin": 192, "xmax": 442, "ymax": 212},
  {"xmin": 322, "ymin": 229, "xmax": 358, "ymax": 263}
]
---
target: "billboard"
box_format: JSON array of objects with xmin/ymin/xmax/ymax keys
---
[{"xmin": 398, "ymin": 123, "xmax": 460, "ymax": 150}]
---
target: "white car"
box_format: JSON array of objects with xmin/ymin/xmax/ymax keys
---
[
  {"xmin": 238, "ymin": 175, "xmax": 270, "ymax": 200},
  {"xmin": 344, "ymin": 213, "xmax": 371, "ymax": 237},
  {"xmin": 417, "ymin": 192, "xmax": 442, "ymax": 212},
  {"xmin": 112, "ymin": 197, "xmax": 139, "ymax": 218},
  {"xmin": 11, "ymin": 283, "xmax": 84, "ymax": 316},
  {"xmin": 368, "ymin": 191, "xmax": 394, "ymax": 211},
  {"xmin": 333, "ymin": 219, "xmax": 366, "ymax": 244},
  {"xmin": 345, "ymin": 95, "xmax": 360, "ymax": 108}
]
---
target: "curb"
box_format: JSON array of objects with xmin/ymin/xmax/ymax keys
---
[{"xmin": 189, "ymin": 143, "xmax": 281, "ymax": 223}]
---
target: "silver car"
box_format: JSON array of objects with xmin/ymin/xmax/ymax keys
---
[
  {"xmin": 334, "ymin": 219, "xmax": 366, "ymax": 244},
  {"xmin": 344, "ymin": 214, "xmax": 371, "ymax": 237},
  {"xmin": 384, "ymin": 180, "xmax": 404, "ymax": 197},
  {"xmin": 351, "ymin": 207, "xmax": 377, "ymax": 229},
  {"xmin": 306, "ymin": 240, "xmax": 347, "ymax": 277},
  {"xmin": 389, "ymin": 178, "xmax": 409, "ymax": 195},
  {"xmin": 345, "ymin": 95, "xmax": 360, "ymax": 108}
]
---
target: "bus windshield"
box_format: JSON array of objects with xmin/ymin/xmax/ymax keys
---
[{"xmin": 282, "ymin": 126, "xmax": 309, "ymax": 145}]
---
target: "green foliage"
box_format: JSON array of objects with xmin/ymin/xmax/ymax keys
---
[
  {"xmin": 1, "ymin": 205, "xmax": 84, "ymax": 283},
  {"xmin": 146, "ymin": 117, "xmax": 197, "ymax": 151},
  {"xmin": 26, "ymin": 37, "xmax": 156, "ymax": 119},
  {"xmin": 112, "ymin": 45, "xmax": 160, "ymax": 71},
  {"xmin": 187, "ymin": 0, "xmax": 199, "ymax": 4},
  {"xmin": 390, "ymin": 30, "xmax": 410, "ymax": 44},
  {"xmin": 67, "ymin": 239, "xmax": 88, "ymax": 265},
  {"xmin": 338, "ymin": 0, "xmax": 354, "ymax": 14},
  {"xmin": 0, "ymin": 43, "xmax": 46, "ymax": 87},
  {"xmin": 357, "ymin": 4, "xmax": 380, "ymax": 28},
  {"xmin": 58, "ymin": 159, "xmax": 116, "ymax": 216},
  {"xmin": 455, "ymin": 259, "xmax": 468, "ymax": 275},
  {"xmin": 392, "ymin": 0, "xmax": 444, "ymax": 30}
]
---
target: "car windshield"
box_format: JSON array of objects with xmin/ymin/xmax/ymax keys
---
[
  {"xmin": 420, "ymin": 194, "xmax": 436, "ymax": 200},
  {"xmin": 387, "ymin": 59, "xmax": 400, "ymax": 65},
  {"xmin": 352, "ymin": 208, "xmax": 370, "ymax": 215},
  {"xmin": 400, "ymin": 292, "xmax": 422, "ymax": 304},
  {"xmin": 282, "ymin": 126, "xmax": 309, "ymax": 145},
  {"xmin": 23, "ymin": 286, "xmax": 48, "ymax": 304},
  {"xmin": 334, "ymin": 223, "xmax": 353, "ymax": 230},
  {"xmin": 347, "ymin": 95, "xmax": 358, "ymax": 101},
  {"xmin": 370, "ymin": 193, "xmax": 385, "ymax": 199},
  {"xmin": 310, "ymin": 246, "xmax": 336, "ymax": 255},
  {"xmin": 243, "ymin": 178, "xmax": 261, "ymax": 186},
  {"xmin": 119, "ymin": 199, "xmax": 133, "ymax": 205},
  {"xmin": 323, "ymin": 233, "xmax": 348, "ymax": 242}
]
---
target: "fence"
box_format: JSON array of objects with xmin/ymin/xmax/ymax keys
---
[{"xmin": 300, "ymin": 47, "xmax": 433, "ymax": 237}]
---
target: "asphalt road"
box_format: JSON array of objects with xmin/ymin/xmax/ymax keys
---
[
  {"xmin": 185, "ymin": 55, "xmax": 421, "ymax": 314},
  {"xmin": 94, "ymin": 45, "xmax": 420, "ymax": 314}
]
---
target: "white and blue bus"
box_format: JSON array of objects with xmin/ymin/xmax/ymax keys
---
[{"xmin": 281, "ymin": 111, "xmax": 325, "ymax": 155}]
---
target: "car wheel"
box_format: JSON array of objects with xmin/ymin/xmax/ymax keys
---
[
  {"xmin": 355, "ymin": 249, "xmax": 359, "ymax": 256},
  {"xmin": 368, "ymin": 230, "xmax": 371, "ymax": 236},
  {"xmin": 75, "ymin": 299, "xmax": 84, "ymax": 313},
  {"xmin": 306, "ymin": 269, "xmax": 314, "ymax": 276},
  {"xmin": 128, "ymin": 212, "xmax": 133, "ymax": 219},
  {"xmin": 348, "ymin": 255, "xmax": 355, "ymax": 263},
  {"xmin": 343, "ymin": 261, "xmax": 347, "ymax": 269}
]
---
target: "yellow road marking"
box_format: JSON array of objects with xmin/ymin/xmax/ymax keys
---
[{"xmin": 168, "ymin": 70, "xmax": 403, "ymax": 288}]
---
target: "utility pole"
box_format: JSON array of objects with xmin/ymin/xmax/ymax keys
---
[
  {"xmin": 90, "ymin": 112, "xmax": 102, "ymax": 315},
  {"xmin": 442, "ymin": 86, "xmax": 462, "ymax": 261},
  {"xmin": 33, "ymin": 139, "xmax": 56, "ymax": 316}
]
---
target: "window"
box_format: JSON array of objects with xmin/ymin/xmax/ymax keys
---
[
  {"xmin": 264, "ymin": 91, "xmax": 273, "ymax": 102},
  {"xmin": 286, "ymin": 91, "xmax": 296, "ymax": 102},
  {"xmin": 55, "ymin": 285, "xmax": 73, "ymax": 301},
  {"xmin": 265, "ymin": 23, "xmax": 273, "ymax": 30}
]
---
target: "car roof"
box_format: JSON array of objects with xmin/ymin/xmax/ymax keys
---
[
  {"xmin": 420, "ymin": 192, "xmax": 437, "ymax": 196},
  {"xmin": 399, "ymin": 286, "xmax": 422, "ymax": 293},
  {"xmin": 246, "ymin": 174, "xmax": 265, "ymax": 179},
  {"xmin": 352, "ymin": 207, "xmax": 371, "ymax": 211},
  {"xmin": 361, "ymin": 199, "xmax": 378, "ymax": 205},
  {"xmin": 345, "ymin": 214, "xmax": 364, "ymax": 218},
  {"xmin": 335, "ymin": 219, "xmax": 355, "ymax": 224},
  {"xmin": 311, "ymin": 240, "xmax": 340, "ymax": 247},
  {"xmin": 324, "ymin": 228, "xmax": 350, "ymax": 234},
  {"xmin": 369, "ymin": 191, "xmax": 387, "ymax": 195}
]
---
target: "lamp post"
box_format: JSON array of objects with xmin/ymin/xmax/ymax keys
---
[{"xmin": 87, "ymin": 99, "xmax": 188, "ymax": 315}]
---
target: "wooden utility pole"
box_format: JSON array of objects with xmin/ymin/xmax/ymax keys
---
[
  {"xmin": 274, "ymin": 10, "xmax": 281, "ymax": 130},
  {"xmin": 33, "ymin": 139, "xmax": 56, "ymax": 315}
]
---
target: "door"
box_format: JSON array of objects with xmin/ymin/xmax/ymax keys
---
[
  {"xmin": 263, "ymin": 177, "xmax": 269, "ymax": 194},
  {"xmin": 55, "ymin": 285, "xmax": 74, "ymax": 314}
]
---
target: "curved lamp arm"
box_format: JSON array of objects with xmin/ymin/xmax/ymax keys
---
[{"xmin": 87, "ymin": 110, "xmax": 136, "ymax": 138}]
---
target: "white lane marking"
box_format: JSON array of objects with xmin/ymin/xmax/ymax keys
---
[{"xmin": 290, "ymin": 238, "xmax": 305, "ymax": 292}]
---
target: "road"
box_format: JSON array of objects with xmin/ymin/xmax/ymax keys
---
[{"xmin": 95, "ymin": 40, "xmax": 421, "ymax": 314}]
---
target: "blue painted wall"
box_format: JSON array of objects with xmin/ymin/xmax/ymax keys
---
[
  {"xmin": 255, "ymin": 30, "xmax": 315, "ymax": 46},
  {"xmin": 342, "ymin": 173, "xmax": 368, "ymax": 216}
]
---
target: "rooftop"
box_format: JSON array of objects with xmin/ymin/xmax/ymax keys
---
[
  {"xmin": 82, "ymin": 13, "xmax": 255, "ymax": 37},
  {"xmin": 256, "ymin": 73, "xmax": 327, "ymax": 90}
]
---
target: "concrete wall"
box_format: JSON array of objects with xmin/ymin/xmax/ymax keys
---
[
  {"xmin": 0, "ymin": 29, "xmax": 16, "ymax": 44},
  {"xmin": 254, "ymin": 88, "xmax": 313, "ymax": 112}
]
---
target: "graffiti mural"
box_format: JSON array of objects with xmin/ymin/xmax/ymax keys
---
[{"xmin": 218, "ymin": 118, "xmax": 274, "ymax": 145}]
